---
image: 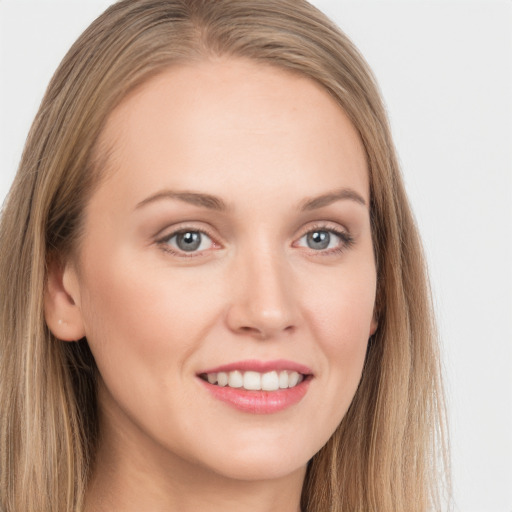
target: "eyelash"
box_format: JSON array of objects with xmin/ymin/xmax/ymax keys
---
[
  {"xmin": 296, "ymin": 223, "xmax": 355, "ymax": 256},
  {"xmin": 156, "ymin": 223, "xmax": 354, "ymax": 258},
  {"xmin": 156, "ymin": 226, "xmax": 219, "ymax": 259}
]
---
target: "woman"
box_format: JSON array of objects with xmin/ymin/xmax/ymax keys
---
[{"xmin": 0, "ymin": 0, "xmax": 450, "ymax": 510}]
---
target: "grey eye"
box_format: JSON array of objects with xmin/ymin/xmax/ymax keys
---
[
  {"xmin": 168, "ymin": 231, "xmax": 213, "ymax": 252},
  {"xmin": 176, "ymin": 232, "xmax": 201, "ymax": 251},
  {"xmin": 306, "ymin": 231, "xmax": 331, "ymax": 250},
  {"xmin": 296, "ymin": 229, "xmax": 345, "ymax": 252}
]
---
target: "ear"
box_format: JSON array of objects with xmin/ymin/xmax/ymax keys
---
[
  {"xmin": 369, "ymin": 309, "xmax": 378, "ymax": 337},
  {"xmin": 369, "ymin": 316, "xmax": 378, "ymax": 337},
  {"xmin": 44, "ymin": 256, "xmax": 86, "ymax": 341}
]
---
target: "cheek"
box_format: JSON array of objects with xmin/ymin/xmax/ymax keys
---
[
  {"xmin": 303, "ymin": 265, "xmax": 376, "ymax": 413},
  {"xmin": 321, "ymin": 302, "xmax": 372, "ymax": 391},
  {"xmin": 78, "ymin": 252, "xmax": 223, "ymax": 381},
  {"xmin": 305, "ymin": 261, "xmax": 376, "ymax": 344}
]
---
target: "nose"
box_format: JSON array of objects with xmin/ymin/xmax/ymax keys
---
[{"xmin": 225, "ymin": 248, "xmax": 300, "ymax": 340}]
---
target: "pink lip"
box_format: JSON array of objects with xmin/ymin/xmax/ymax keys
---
[
  {"xmin": 196, "ymin": 359, "xmax": 313, "ymax": 414},
  {"xmin": 198, "ymin": 377, "xmax": 311, "ymax": 414},
  {"xmin": 199, "ymin": 359, "xmax": 313, "ymax": 375}
]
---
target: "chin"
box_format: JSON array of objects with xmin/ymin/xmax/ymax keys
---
[
  {"xmin": 180, "ymin": 426, "xmax": 326, "ymax": 483},
  {"xmin": 206, "ymin": 452, "xmax": 309, "ymax": 482}
]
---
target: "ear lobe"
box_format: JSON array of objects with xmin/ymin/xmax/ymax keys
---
[
  {"xmin": 44, "ymin": 258, "xmax": 86, "ymax": 342},
  {"xmin": 369, "ymin": 314, "xmax": 378, "ymax": 337}
]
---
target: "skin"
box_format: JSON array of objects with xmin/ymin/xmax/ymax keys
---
[{"xmin": 45, "ymin": 58, "xmax": 377, "ymax": 512}]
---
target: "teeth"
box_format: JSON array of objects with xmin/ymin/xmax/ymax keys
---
[
  {"xmin": 217, "ymin": 372, "xmax": 228, "ymax": 386},
  {"xmin": 261, "ymin": 371, "xmax": 279, "ymax": 391},
  {"xmin": 228, "ymin": 370, "xmax": 243, "ymax": 388},
  {"xmin": 244, "ymin": 371, "xmax": 261, "ymax": 390},
  {"xmin": 203, "ymin": 370, "xmax": 305, "ymax": 391},
  {"xmin": 288, "ymin": 371, "xmax": 300, "ymax": 387},
  {"xmin": 278, "ymin": 370, "xmax": 289, "ymax": 389}
]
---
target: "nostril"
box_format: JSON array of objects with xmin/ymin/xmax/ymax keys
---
[
  {"xmin": 225, "ymin": 287, "xmax": 300, "ymax": 339},
  {"xmin": 239, "ymin": 326, "xmax": 256, "ymax": 335},
  {"xmin": 238, "ymin": 325, "xmax": 270, "ymax": 339},
  {"xmin": 236, "ymin": 323, "xmax": 295, "ymax": 340}
]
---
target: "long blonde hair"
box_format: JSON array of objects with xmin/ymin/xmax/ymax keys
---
[{"xmin": 0, "ymin": 1, "xmax": 450, "ymax": 510}]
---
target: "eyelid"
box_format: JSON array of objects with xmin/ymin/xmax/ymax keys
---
[
  {"xmin": 154, "ymin": 220, "xmax": 354, "ymax": 258},
  {"xmin": 155, "ymin": 224, "xmax": 222, "ymax": 258},
  {"xmin": 293, "ymin": 222, "xmax": 354, "ymax": 254}
]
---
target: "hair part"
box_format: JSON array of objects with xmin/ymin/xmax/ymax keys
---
[{"xmin": 0, "ymin": 1, "xmax": 450, "ymax": 510}]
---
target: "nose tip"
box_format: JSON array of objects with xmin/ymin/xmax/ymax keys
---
[
  {"xmin": 225, "ymin": 259, "xmax": 300, "ymax": 340},
  {"xmin": 229, "ymin": 307, "xmax": 297, "ymax": 340},
  {"xmin": 235, "ymin": 308, "xmax": 296, "ymax": 339}
]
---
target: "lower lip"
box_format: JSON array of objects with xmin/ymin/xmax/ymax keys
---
[{"xmin": 199, "ymin": 378, "xmax": 311, "ymax": 414}]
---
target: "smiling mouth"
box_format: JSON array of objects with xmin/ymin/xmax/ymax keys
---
[{"xmin": 199, "ymin": 370, "xmax": 307, "ymax": 391}]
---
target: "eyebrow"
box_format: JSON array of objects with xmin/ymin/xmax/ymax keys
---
[
  {"xmin": 299, "ymin": 188, "xmax": 367, "ymax": 210},
  {"xmin": 135, "ymin": 187, "xmax": 367, "ymax": 212},
  {"xmin": 135, "ymin": 190, "xmax": 227, "ymax": 211}
]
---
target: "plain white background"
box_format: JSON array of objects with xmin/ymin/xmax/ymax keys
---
[{"xmin": 1, "ymin": 1, "xmax": 511, "ymax": 511}]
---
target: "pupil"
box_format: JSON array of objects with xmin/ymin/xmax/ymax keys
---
[
  {"xmin": 307, "ymin": 231, "xmax": 330, "ymax": 250},
  {"xmin": 177, "ymin": 232, "xmax": 201, "ymax": 251}
]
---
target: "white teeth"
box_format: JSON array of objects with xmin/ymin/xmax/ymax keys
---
[
  {"xmin": 261, "ymin": 371, "xmax": 279, "ymax": 391},
  {"xmin": 288, "ymin": 371, "xmax": 300, "ymax": 387},
  {"xmin": 278, "ymin": 370, "xmax": 289, "ymax": 389},
  {"xmin": 228, "ymin": 370, "xmax": 243, "ymax": 388},
  {"xmin": 244, "ymin": 371, "xmax": 261, "ymax": 390},
  {"xmin": 217, "ymin": 372, "xmax": 228, "ymax": 387},
  {"xmin": 203, "ymin": 369, "xmax": 306, "ymax": 391}
]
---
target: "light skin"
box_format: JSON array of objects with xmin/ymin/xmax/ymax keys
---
[{"xmin": 45, "ymin": 58, "xmax": 377, "ymax": 512}]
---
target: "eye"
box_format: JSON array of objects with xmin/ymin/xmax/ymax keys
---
[
  {"xmin": 295, "ymin": 227, "xmax": 353, "ymax": 253},
  {"xmin": 162, "ymin": 230, "xmax": 214, "ymax": 254}
]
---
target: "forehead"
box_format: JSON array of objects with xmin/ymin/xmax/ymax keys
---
[{"xmin": 94, "ymin": 58, "xmax": 369, "ymax": 208}]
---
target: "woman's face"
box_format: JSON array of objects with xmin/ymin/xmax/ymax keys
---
[{"xmin": 64, "ymin": 59, "xmax": 377, "ymax": 482}]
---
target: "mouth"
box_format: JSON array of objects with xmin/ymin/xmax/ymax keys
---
[
  {"xmin": 198, "ymin": 369, "xmax": 306, "ymax": 391},
  {"xmin": 196, "ymin": 360, "xmax": 313, "ymax": 414}
]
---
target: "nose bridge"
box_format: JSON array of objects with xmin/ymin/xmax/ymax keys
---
[{"xmin": 227, "ymin": 236, "xmax": 298, "ymax": 337}]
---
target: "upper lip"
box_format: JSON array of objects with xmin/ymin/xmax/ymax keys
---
[{"xmin": 198, "ymin": 359, "xmax": 313, "ymax": 375}]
